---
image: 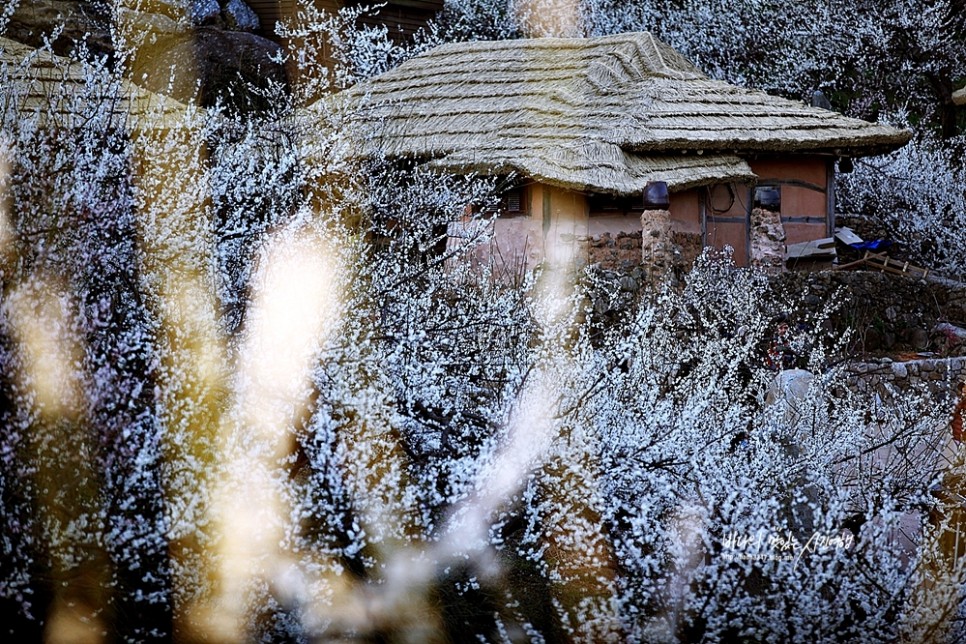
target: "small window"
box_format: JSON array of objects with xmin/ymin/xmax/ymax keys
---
[
  {"xmin": 589, "ymin": 194, "xmax": 641, "ymax": 216},
  {"xmin": 505, "ymin": 188, "xmax": 523, "ymax": 213},
  {"xmin": 471, "ymin": 183, "xmax": 526, "ymax": 217},
  {"xmin": 502, "ymin": 187, "xmax": 526, "ymax": 216}
]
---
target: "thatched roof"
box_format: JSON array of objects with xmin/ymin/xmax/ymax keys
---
[
  {"xmin": 1, "ymin": 36, "xmax": 193, "ymax": 130},
  {"xmin": 955, "ymin": 86, "xmax": 966, "ymax": 107},
  {"xmin": 337, "ymin": 32, "xmax": 909, "ymax": 196}
]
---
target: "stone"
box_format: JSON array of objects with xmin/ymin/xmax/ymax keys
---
[
  {"xmin": 117, "ymin": 7, "xmax": 186, "ymax": 35},
  {"xmin": 749, "ymin": 207, "xmax": 786, "ymax": 274},
  {"xmin": 129, "ymin": 0, "xmax": 219, "ymax": 25},
  {"xmin": 130, "ymin": 28, "xmax": 289, "ymax": 112},
  {"xmin": 192, "ymin": 0, "xmax": 222, "ymax": 26},
  {"xmin": 619, "ymin": 275, "xmax": 638, "ymax": 292},
  {"xmin": 933, "ymin": 322, "xmax": 966, "ymax": 353},
  {"xmin": 883, "ymin": 332, "xmax": 896, "ymax": 350},
  {"xmin": 140, "ymin": 0, "xmax": 188, "ymax": 20},
  {"xmin": 906, "ymin": 327, "xmax": 930, "ymax": 350},
  {"xmin": 7, "ymin": 0, "xmax": 113, "ymax": 58},
  {"xmin": 864, "ymin": 327, "xmax": 884, "ymax": 352},
  {"xmin": 224, "ymin": 0, "xmax": 260, "ymax": 31}
]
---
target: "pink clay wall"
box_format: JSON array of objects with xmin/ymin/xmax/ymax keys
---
[{"xmin": 462, "ymin": 156, "xmax": 835, "ymax": 274}]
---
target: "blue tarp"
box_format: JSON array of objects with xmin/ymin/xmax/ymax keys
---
[{"xmin": 850, "ymin": 239, "xmax": 893, "ymax": 252}]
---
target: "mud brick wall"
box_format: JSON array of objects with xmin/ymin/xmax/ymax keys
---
[{"xmin": 673, "ymin": 231, "xmax": 703, "ymax": 268}]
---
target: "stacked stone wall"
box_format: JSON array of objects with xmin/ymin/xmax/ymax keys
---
[
  {"xmin": 771, "ymin": 271, "xmax": 966, "ymax": 355},
  {"xmin": 846, "ymin": 357, "xmax": 966, "ymax": 404},
  {"xmin": 577, "ymin": 231, "xmax": 643, "ymax": 271}
]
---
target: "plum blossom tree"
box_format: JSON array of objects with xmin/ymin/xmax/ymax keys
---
[
  {"xmin": 838, "ymin": 129, "xmax": 966, "ymax": 280},
  {"xmin": 2, "ymin": 1, "xmax": 966, "ymax": 642}
]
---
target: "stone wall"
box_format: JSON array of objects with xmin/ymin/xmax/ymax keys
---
[
  {"xmin": 577, "ymin": 231, "xmax": 643, "ymax": 271},
  {"xmin": 846, "ymin": 357, "xmax": 966, "ymax": 403},
  {"xmin": 770, "ymin": 270, "xmax": 966, "ymax": 355},
  {"xmin": 672, "ymin": 231, "xmax": 703, "ymax": 267},
  {"xmin": 639, "ymin": 209, "xmax": 679, "ymax": 284}
]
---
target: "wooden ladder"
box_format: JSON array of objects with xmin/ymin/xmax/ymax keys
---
[{"xmin": 834, "ymin": 250, "xmax": 929, "ymax": 278}]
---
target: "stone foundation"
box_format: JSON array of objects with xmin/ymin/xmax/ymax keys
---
[
  {"xmin": 573, "ymin": 209, "xmax": 682, "ymax": 279},
  {"xmin": 672, "ymin": 231, "xmax": 703, "ymax": 267}
]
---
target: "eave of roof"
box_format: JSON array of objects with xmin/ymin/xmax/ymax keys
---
[
  {"xmin": 423, "ymin": 144, "xmax": 756, "ymax": 194},
  {"xmin": 614, "ymin": 78, "xmax": 911, "ymax": 156}
]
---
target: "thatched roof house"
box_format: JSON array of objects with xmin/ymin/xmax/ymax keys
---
[
  {"xmin": 343, "ymin": 32, "xmax": 908, "ymax": 196},
  {"xmin": 332, "ymin": 32, "xmax": 910, "ymax": 271},
  {"xmin": 1, "ymin": 36, "xmax": 193, "ymax": 130}
]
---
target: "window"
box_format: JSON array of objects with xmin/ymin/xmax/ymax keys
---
[
  {"xmin": 504, "ymin": 188, "xmax": 523, "ymax": 214},
  {"xmin": 470, "ymin": 183, "xmax": 527, "ymax": 217},
  {"xmin": 500, "ymin": 186, "xmax": 527, "ymax": 216},
  {"xmin": 589, "ymin": 193, "xmax": 645, "ymax": 217}
]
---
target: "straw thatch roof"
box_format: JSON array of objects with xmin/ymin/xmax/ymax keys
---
[
  {"xmin": 1, "ymin": 36, "xmax": 194, "ymax": 130},
  {"xmin": 337, "ymin": 32, "xmax": 910, "ymax": 196},
  {"xmin": 954, "ymin": 86, "xmax": 966, "ymax": 107}
]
